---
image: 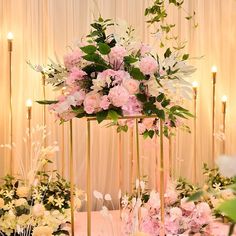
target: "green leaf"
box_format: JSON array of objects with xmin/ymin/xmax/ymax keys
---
[
  {"xmin": 161, "ymin": 99, "xmax": 170, "ymax": 107},
  {"xmin": 156, "ymin": 93, "xmax": 165, "ymax": 102},
  {"xmin": 136, "ymin": 93, "xmax": 147, "ymax": 102},
  {"xmin": 98, "ymin": 43, "xmax": 111, "ymax": 55},
  {"xmin": 164, "ymin": 48, "xmax": 171, "ymax": 58},
  {"xmin": 82, "ymin": 53, "xmax": 100, "ymax": 62},
  {"xmin": 148, "ymin": 130, "xmax": 155, "ymax": 138},
  {"xmin": 187, "ymin": 191, "xmax": 204, "ymax": 202},
  {"xmin": 156, "ymin": 109, "xmax": 165, "ymax": 120},
  {"xmin": 130, "ymin": 67, "xmax": 146, "ymax": 80},
  {"xmin": 108, "ymin": 110, "xmax": 119, "ymax": 123},
  {"xmin": 96, "ymin": 110, "xmax": 108, "ymax": 123},
  {"xmin": 218, "ymin": 198, "xmax": 236, "ymax": 222},
  {"xmin": 182, "ymin": 54, "xmax": 189, "ymax": 60},
  {"xmin": 124, "ymin": 56, "xmax": 138, "ymax": 64},
  {"xmin": 36, "ymin": 100, "xmax": 58, "ymax": 105},
  {"xmin": 80, "ymin": 45, "xmax": 97, "ymax": 54}
]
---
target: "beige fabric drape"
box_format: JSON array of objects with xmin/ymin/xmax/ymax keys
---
[{"xmin": 1, "ymin": 0, "xmax": 236, "ymax": 208}]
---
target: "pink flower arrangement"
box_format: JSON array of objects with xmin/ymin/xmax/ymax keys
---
[
  {"xmin": 122, "ymin": 182, "xmax": 213, "ymax": 236},
  {"xmin": 35, "ymin": 17, "xmax": 195, "ymax": 137}
]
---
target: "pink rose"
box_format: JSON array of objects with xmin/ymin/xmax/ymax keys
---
[
  {"xmin": 66, "ymin": 67, "xmax": 86, "ymax": 85},
  {"xmin": 122, "ymin": 78, "xmax": 140, "ymax": 95},
  {"xmin": 64, "ymin": 49, "xmax": 83, "ymax": 69},
  {"xmin": 180, "ymin": 197, "xmax": 195, "ymax": 212},
  {"xmin": 140, "ymin": 56, "xmax": 158, "ymax": 75},
  {"xmin": 100, "ymin": 95, "xmax": 111, "ymax": 110},
  {"xmin": 108, "ymin": 85, "xmax": 129, "ymax": 107},
  {"xmin": 83, "ymin": 92, "xmax": 102, "ymax": 114},
  {"xmin": 122, "ymin": 96, "xmax": 142, "ymax": 115},
  {"xmin": 169, "ymin": 207, "xmax": 182, "ymax": 220}
]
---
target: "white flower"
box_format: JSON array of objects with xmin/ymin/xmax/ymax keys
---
[
  {"xmin": 32, "ymin": 226, "xmax": 53, "ymax": 236},
  {"xmin": 0, "ymin": 198, "xmax": 4, "ymax": 208},
  {"xmin": 121, "ymin": 195, "xmax": 129, "ymax": 207},
  {"xmin": 32, "ymin": 203, "xmax": 45, "ymax": 217},
  {"xmin": 16, "ymin": 186, "xmax": 30, "ymax": 198},
  {"xmin": 104, "ymin": 194, "xmax": 112, "ymax": 201},
  {"xmin": 5, "ymin": 190, "xmax": 14, "ymax": 199},
  {"xmin": 93, "ymin": 190, "xmax": 103, "ymax": 200},
  {"xmin": 54, "ymin": 198, "xmax": 64, "ymax": 208},
  {"xmin": 216, "ymin": 155, "xmax": 236, "ymax": 178}
]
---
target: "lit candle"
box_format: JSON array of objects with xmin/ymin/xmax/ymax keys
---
[
  {"xmin": 211, "ymin": 65, "xmax": 217, "ymax": 84},
  {"xmin": 7, "ymin": 32, "xmax": 13, "ymax": 52},
  {"xmin": 221, "ymin": 95, "xmax": 227, "ymax": 114},
  {"xmin": 26, "ymin": 99, "xmax": 33, "ymax": 120}
]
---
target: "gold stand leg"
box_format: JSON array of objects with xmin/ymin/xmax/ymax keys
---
[
  {"xmin": 69, "ymin": 120, "xmax": 75, "ymax": 236},
  {"xmin": 168, "ymin": 133, "xmax": 172, "ymax": 180},
  {"xmin": 159, "ymin": 120, "xmax": 165, "ymax": 236},
  {"xmin": 61, "ymin": 123, "xmax": 65, "ymax": 177},
  {"xmin": 129, "ymin": 128, "xmax": 134, "ymax": 193},
  {"xmin": 86, "ymin": 120, "xmax": 91, "ymax": 236},
  {"xmin": 155, "ymin": 135, "xmax": 158, "ymax": 189},
  {"xmin": 135, "ymin": 119, "xmax": 141, "ymax": 182},
  {"xmin": 118, "ymin": 132, "xmax": 122, "ymax": 217},
  {"xmin": 42, "ymin": 75, "xmax": 47, "ymax": 148}
]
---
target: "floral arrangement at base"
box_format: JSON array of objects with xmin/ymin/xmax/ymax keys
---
[
  {"xmin": 0, "ymin": 126, "xmax": 86, "ymax": 236},
  {"xmin": 121, "ymin": 180, "xmax": 213, "ymax": 236}
]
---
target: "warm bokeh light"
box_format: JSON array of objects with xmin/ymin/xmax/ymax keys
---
[
  {"xmin": 211, "ymin": 65, "xmax": 217, "ymax": 73},
  {"xmin": 26, "ymin": 99, "xmax": 33, "ymax": 107},
  {"xmin": 221, "ymin": 95, "xmax": 227, "ymax": 102},
  {"xmin": 7, "ymin": 32, "xmax": 14, "ymax": 40},
  {"xmin": 192, "ymin": 81, "xmax": 199, "ymax": 88}
]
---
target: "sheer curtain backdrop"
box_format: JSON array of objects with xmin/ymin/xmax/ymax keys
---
[{"xmin": 1, "ymin": 0, "xmax": 236, "ymax": 208}]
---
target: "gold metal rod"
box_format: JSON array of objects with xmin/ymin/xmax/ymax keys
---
[
  {"xmin": 86, "ymin": 119, "xmax": 91, "ymax": 236},
  {"xmin": 159, "ymin": 119, "xmax": 165, "ymax": 236},
  {"xmin": 135, "ymin": 119, "xmax": 141, "ymax": 183},
  {"xmin": 118, "ymin": 132, "xmax": 122, "ymax": 217},
  {"xmin": 61, "ymin": 123, "xmax": 65, "ymax": 177},
  {"xmin": 168, "ymin": 133, "xmax": 172, "ymax": 179},
  {"xmin": 69, "ymin": 120, "xmax": 75, "ymax": 236},
  {"xmin": 193, "ymin": 90, "xmax": 197, "ymax": 183},
  {"xmin": 212, "ymin": 81, "xmax": 216, "ymax": 166},
  {"xmin": 129, "ymin": 128, "xmax": 134, "ymax": 193},
  {"xmin": 154, "ymin": 134, "xmax": 158, "ymax": 189},
  {"xmin": 9, "ymin": 47, "xmax": 13, "ymax": 175}
]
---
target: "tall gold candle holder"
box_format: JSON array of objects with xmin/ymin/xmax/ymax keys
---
[
  {"xmin": 221, "ymin": 95, "xmax": 227, "ymax": 154},
  {"xmin": 192, "ymin": 81, "xmax": 198, "ymax": 183},
  {"xmin": 42, "ymin": 74, "xmax": 47, "ymax": 148},
  {"xmin": 61, "ymin": 87, "xmax": 66, "ymax": 177},
  {"xmin": 211, "ymin": 66, "xmax": 217, "ymax": 166},
  {"xmin": 7, "ymin": 32, "xmax": 13, "ymax": 175},
  {"xmin": 168, "ymin": 132, "xmax": 172, "ymax": 179},
  {"xmin": 69, "ymin": 120, "xmax": 75, "ymax": 236}
]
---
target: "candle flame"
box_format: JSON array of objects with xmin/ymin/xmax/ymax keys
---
[
  {"xmin": 211, "ymin": 65, "xmax": 217, "ymax": 73},
  {"xmin": 192, "ymin": 81, "xmax": 198, "ymax": 88},
  {"xmin": 221, "ymin": 95, "xmax": 227, "ymax": 102},
  {"xmin": 7, "ymin": 32, "xmax": 14, "ymax": 40},
  {"xmin": 26, "ymin": 99, "xmax": 33, "ymax": 107}
]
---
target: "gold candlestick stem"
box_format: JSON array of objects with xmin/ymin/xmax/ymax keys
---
[
  {"xmin": 193, "ymin": 86, "xmax": 197, "ymax": 183},
  {"xmin": 86, "ymin": 120, "xmax": 91, "ymax": 236},
  {"xmin": 69, "ymin": 120, "xmax": 75, "ymax": 236},
  {"xmin": 222, "ymin": 97, "xmax": 227, "ymax": 154},
  {"xmin": 154, "ymin": 135, "xmax": 158, "ymax": 189},
  {"xmin": 135, "ymin": 119, "xmax": 141, "ymax": 183},
  {"xmin": 168, "ymin": 133, "xmax": 172, "ymax": 179},
  {"xmin": 118, "ymin": 132, "xmax": 122, "ymax": 217},
  {"xmin": 212, "ymin": 68, "xmax": 217, "ymax": 166},
  {"xmin": 159, "ymin": 119, "xmax": 165, "ymax": 236},
  {"xmin": 42, "ymin": 74, "xmax": 46, "ymax": 147}
]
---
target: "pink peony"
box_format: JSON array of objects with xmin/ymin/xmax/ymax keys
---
[
  {"xmin": 140, "ymin": 56, "xmax": 158, "ymax": 75},
  {"xmin": 66, "ymin": 67, "xmax": 86, "ymax": 85},
  {"xmin": 122, "ymin": 78, "xmax": 140, "ymax": 95},
  {"xmin": 180, "ymin": 197, "xmax": 195, "ymax": 212},
  {"xmin": 122, "ymin": 96, "xmax": 142, "ymax": 115},
  {"xmin": 108, "ymin": 85, "xmax": 129, "ymax": 107},
  {"xmin": 113, "ymin": 70, "xmax": 131, "ymax": 85},
  {"xmin": 100, "ymin": 95, "xmax": 111, "ymax": 110},
  {"xmin": 64, "ymin": 49, "xmax": 83, "ymax": 69},
  {"xmin": 83, "ymin": 92, "xmax": 102, "ymax": 114},
  {"xmin": 109, "ymin": 45, "xmax": 127, "ymax": 67},
  {"xmin": 169, "ymin": 207, "xmax": 182, "ymax": 220},
  {"xmin": 140, "ymin": 217, "xmax": 160, "ymax": 236},
  {"xmin": 71, "ymin": 89, "xmax": 86, "ymax": 106}
]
